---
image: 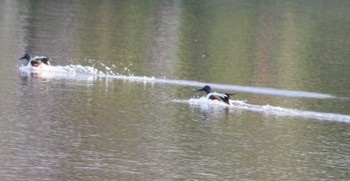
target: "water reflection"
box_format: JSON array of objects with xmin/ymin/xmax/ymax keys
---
[
  {"xmin": 15, "ymin": 0, "xmax": 350, "ymax": 98},
  {"xmin": 0, "ymin": 0, "xmax": 350, "ymax": 180}
]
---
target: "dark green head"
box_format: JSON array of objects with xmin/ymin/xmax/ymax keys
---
[{"xmin": 197, "ymin": 85, "xmax": 212, "ymax": 94}]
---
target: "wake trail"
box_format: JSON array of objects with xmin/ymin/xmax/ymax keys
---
[
  {"xmin": 19, "ymin": 64, "xmax": 350, "ymax": 122},
  {"xmin": 172, "ymin": 98, "xmax": 350, "ymax": 123},
  {"xmin": 20, "ymin": 63, "xmax": 335, "ymax": 99}
]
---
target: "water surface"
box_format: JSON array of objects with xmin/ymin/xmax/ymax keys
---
[{"xmin": 1, "ymin": 0, "xmax": 350, "ymax": 180}]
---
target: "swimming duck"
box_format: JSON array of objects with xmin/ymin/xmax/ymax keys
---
[
  {"xmin": 19, "ymin": 53, "xmax": 51, "ymax": 67},
  {"xmin": 197, "ymin": 85, "xmax": 234, "ymax": 105}
]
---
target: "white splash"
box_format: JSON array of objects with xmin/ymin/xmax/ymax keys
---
[
  {"xmin": 18, "ymin": 62, "xmax": 337, "ymax": 99},
  {"xmin": 19, "ymin": 63, "xmax": 103, "ymax": 74},
  {"xmin": 18, "ymin": 63, "xmax": 105, "ymax": 81},
  {"xmin": 18, "ymin": 63, "xmax": 350, "ymax": 122},
  {"xmin": 172, "ymin": 97, "xmax": 350, "ymax": 123}
]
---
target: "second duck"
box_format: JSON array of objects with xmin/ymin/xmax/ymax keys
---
[{"xmin": 197, "ymin": 85, "xmax": 234, "ymax": 105}]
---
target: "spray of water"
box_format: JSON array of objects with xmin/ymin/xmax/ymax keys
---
[
  {"xmin": 172, "ymin": 98, "xmax": 350, "ymax": 123},
  {"xmin": 18, "ymin": 61, "xmax": 350, "ymax": 122}
]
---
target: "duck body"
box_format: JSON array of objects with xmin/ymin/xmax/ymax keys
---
[
  {"xmin": 197, "ymin": 85, "xmax": 234, "ymax": 105},
  {"xmin": 19, "ymin": 53, "xmax": 51, "ymax": 67}
]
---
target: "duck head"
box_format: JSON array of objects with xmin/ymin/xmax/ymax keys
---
[
  {"xmin": 197, "ymin": 85, "xmax": 212, "ymax": 94},
  {"xmin": 19, "ymin": 53, "xmax": 32, "ymax": 61}
]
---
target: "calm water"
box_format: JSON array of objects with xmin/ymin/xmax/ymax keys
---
[{"xmin": 1, "ymin": 0, "xmax": 350, "ymax": 180}]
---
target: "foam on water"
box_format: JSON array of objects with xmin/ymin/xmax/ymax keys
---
[
  {"xmin": 18, "ymin": 63, "xmax": 350, "ymax": 122},
  {"xmin": 18, "ymin": 63, "xmax": 336, "ymax": 99},
  {"xmin": 18, "ymin": 63, "xmax": 106, "ymax": 82},
  {"xmin": 172, "ymin": 98, "xmax": 350, "ymax": 123},
  {"xmin": 19, "ymin": 63, "xmax": 103, "ymax": 75}
]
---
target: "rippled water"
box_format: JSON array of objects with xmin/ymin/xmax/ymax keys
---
[{"xmin": 1, "ymin": 0, "xmax": 350, "ymax": 180}]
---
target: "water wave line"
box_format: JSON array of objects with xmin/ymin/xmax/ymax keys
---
[
  {"xmin": 19, "ymin": 64, "xmax": 336, "ymax": 99},
  {"xmin": 172, "ymin": 98, "xmax": 350, "ymax": 123}
]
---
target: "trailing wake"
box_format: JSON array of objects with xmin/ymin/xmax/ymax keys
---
[
  {"xmin": 19, "ymin": 63, "xmax": 336, "ymax": 99},
  {"xmin": 18, "ymin": 63, "xmax": 350, "ymax": 122},
  {"xmin": 172, "ymin": 97, "xmax": 350, "ymax": 123}
]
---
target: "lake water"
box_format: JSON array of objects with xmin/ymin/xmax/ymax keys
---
[{"xmin": 1, "ymin": 0, "xmax": 350, "ymax": 180}]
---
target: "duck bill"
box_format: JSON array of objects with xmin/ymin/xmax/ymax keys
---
[{"xmin": 197, "ymin": 88, "xmax": 204, "ymax": 91}]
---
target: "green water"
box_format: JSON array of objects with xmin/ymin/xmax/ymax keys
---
[{"xmin": 0, "ymin": 0, "xmax": 349, "ymax": 180}]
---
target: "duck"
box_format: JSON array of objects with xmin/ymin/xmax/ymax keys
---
[
  {"xmin": 19, "ymin": 53, "xmax": 51, "ymax": 67},
  {"xmin": 197, "ymin": 85, "xmax": 234, "ymax": 105}
]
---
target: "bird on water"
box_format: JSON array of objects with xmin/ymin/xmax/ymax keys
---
[
  {"xmin": 19, "ymin": 53, "xmax": 51, "ymax": 67},
  {"xmin": 197, "ymin": 85, "xmax": 234, "ymax": 105}
]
